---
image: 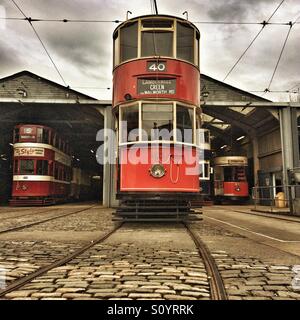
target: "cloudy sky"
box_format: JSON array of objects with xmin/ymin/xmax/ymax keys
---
[{"xmin": 0, "ymin": 0, "xmax": 299, "ymax": 101}]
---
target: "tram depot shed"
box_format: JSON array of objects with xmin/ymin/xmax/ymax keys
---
[{"xmin": 0, "ymin": 70, "xmax": 299, "ymax": 207}]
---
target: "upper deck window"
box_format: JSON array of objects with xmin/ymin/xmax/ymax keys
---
[
  {"xmin": 113, "ymin": 32, "xmax": 120, "ymax": 66},
  {"xmin": 141, "ymin": 31, "xmax": 173, "ymax": 57},
  {"xmin": 120, "ymin": 22, "xmax": 138, "ymax": 63},
  {"xmin": 114, "ymin": 17, "xmax": 199, "ymax": 66},
  {"xmin": 177, "ymin": 22, "xmax": 194, "ymax": 63},
  {"xmin": 142, "ymin": 19, "xmax": 173, "ymax": 28}
]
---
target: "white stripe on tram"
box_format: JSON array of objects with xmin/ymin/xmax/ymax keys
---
[
  {"xmin": 13, "ymin": 175, "xmax": 70, "ymax": 185},
  {"xmin": 13, "ymin": 142, "xmax": 71, "ymax": 166}
]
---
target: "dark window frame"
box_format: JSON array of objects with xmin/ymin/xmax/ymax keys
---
[{"xmin": 19, "ymin": 159, "xmax": 35, "ymax": 175}]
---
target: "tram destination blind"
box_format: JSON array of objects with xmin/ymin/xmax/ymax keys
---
[{"xmin": 137, "ymin": 79, "xmax": 176, "ymax": 95}]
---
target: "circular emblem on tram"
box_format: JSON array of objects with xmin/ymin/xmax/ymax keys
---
[
  {"xmin": 235, "ymin": 184, "xmax": 241, "ymax": 192},
  {"xmin": 149, "ymin": 164, "xmax": 166, "ymax": 178}
]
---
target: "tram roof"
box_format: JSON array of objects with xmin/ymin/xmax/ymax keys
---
[{"xmin": 113, "ymin": 14, "xmax": 200, "ymax": 35}]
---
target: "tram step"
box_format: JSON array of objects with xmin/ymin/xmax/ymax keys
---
[
  {"xmin": 117, "ymin": 205, "xmax": 189, "ymax": 210},
  {"xmin": 9, "ymin": 199, "xmax": 55, "ymax": 206},
  {"xmin": 114, "ymin": 211, "xmax": 189, "ymax": 216},
  {"xmin": 112, "ymin": 215, "xmax": 202, "ymax": 222},
  {"xmin": 116, "ymin": 209, "xmax": 191, "ymax": 213}
]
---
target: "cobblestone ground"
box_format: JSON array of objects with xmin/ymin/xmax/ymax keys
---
[
  {"xmin": 0, "ymin": 241, "xmax": 83, "ymax": 286},
  {"xmin": 0, "ymin": 208, "xmax": 63, "ymax": 231},
  {"xmin": 191, "ymin": 220, "xmax": 300, "ymax": 300},
  {"xmin": 1, "ymin": 205, "xmax": 300, "ymax": 300},
  {"xmin": 213, "ymin": 252, "xmax": 300, "ymax": 300},
  {"xmin": 0, "ymin": 205, "xmax": 115, "ymax": 287},
  {"xmin": 0, "ymin": 205, "xmax": 113, "ymax": 232},
  {"xmin": 20, "ymin": 207, "xmax": 115, "ymax": 232},
  {"xmin": 3, "ymin": 243, "xmax": 210, "ymax": 300}
]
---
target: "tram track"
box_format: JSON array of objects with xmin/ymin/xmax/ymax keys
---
[
  {"xmin": 212, "ymin": 205, "xmax": 300, "ymax": 224},
  {"xmin": 0, "ymin": 223, "xmax": 123, "ymax": 298},
  {"xmin": 0, "ymin": 218, "xmax": 227, "ymax": 300},
  {"xmin": 0, "ymin": 204, "xmax": 98, "ymax": 235},
  {"xmin": 184, "ymin": 222, "xmax": 227, "ymax": 300},
  {"xmin": 0, "ymin": 207, "xmax": 61, "ymax": 222}
]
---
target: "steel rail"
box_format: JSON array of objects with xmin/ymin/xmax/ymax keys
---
[
  {"xmin": 0, "ymin": 207, "xmax": 61, "ymax": 222},
  {"xmin": 211, "ymin": 205, "xmax": 300, "ymax": 224},
  {"xmin": 0, "ymin": 205, "xmax": 98, "ymax": 235},
  {"xmin": 184, "ymin": 222, "xmax": 227, "ymax": 300},
  {"xmin": 0, "ymin": 223, "xmax": 123, "ymax": 298}
]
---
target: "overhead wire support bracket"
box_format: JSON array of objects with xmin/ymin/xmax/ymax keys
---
[
  {"xmin": 222, "ymin": 0, "xmax": 286, "ymax": 82},
  {"xmin": 260, "ymin": 20, "xmax": 268, "ymax": 27}
]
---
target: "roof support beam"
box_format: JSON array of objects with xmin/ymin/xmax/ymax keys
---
[{"xmin": 202, "ymin": 106, "xmax": 256, "ymax": 136}]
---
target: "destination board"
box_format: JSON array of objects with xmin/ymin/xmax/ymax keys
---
[
  {"xmin": 14, "ymin": 147, "xmax": 44, "ymax": 157},
  {"xmin": 137, "ymin": 79, "xmax": 176, "ymax": 95}
]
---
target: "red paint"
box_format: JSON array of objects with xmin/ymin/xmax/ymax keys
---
[
  {"xmin": 10, "ymin": 124, "xmax": 84, "ymax": 206},
  {"xmin": 223, "ymin": 182, "xmax": 248, "ymax": 197},
  {"xmin": 119, "ymin": 145, "xmax": 199, "ymax": 192},
  {"xmin": 12, "ymin": 181, "xmax": 69, "ymax": 197},
  {"xmin": 113, "ymin": 58, "xmax": 200, "ymax": 107}
]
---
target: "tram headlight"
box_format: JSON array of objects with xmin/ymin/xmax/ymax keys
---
[
  {"xmin": 235, "ymin": 184, "xmax": 241, "ymax": 192},
  {"xmin": 149, "ymin": 164, "xmax": 166, "ymax": 178}
]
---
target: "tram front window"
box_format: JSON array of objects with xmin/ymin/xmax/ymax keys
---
[
  {"xmin": 224, "ymin": 167, "xmax": 246, "ymax": 182},
  {"xmin": 142, "ymin": 104, "xmax": 173, "ymax": 141},
  {"xmin": 141, "ymin": 32, "xmax": 173, "ymax": 57},
  {"xmin": 121, "ymin": 105, "xmax": 139, "ymax": 143},
  {"xmin": 20, "ymin": 160, "xmax": 34, "ymax": 174},
  {"xmin": 176, "ymin": 105, "xmax": 194, "ymax": 144},
  {"xmin": 177, "ymin": 22, "xmax": 194, "ymax": 63}
]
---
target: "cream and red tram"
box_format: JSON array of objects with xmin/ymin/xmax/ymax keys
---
[
  {"xmin": 213, "ymin": 156, "xmax": 249, "ymax": 202},
  {"xmin": 112, "ymin": 15, "xmax": 202, "ymax": 219},
  {"xmin": 10, "ymin": 124, "xmax": 91, "ymax": 206}
]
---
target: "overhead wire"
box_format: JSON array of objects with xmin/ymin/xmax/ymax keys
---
[
  {"xmin": 10, "ymin": 0, "xmax": 67, "ymax": 86},
  {"xmin": 284, "ymin": 13, "xmax": 300, "ymax": 92},
  {"xmin": 0, "ymin": 17, "xmax": 122, "ymax": 23},
  {"xmin": 265, "ymin": 22, "xmax": 293, "ymax": 92},
  {"xmin": 1, "ymin": 16, "xmax": 298, "ymax": 25},
  {"xmin": 153, "ymin": 0, "xmax": 158, "ymax": 15},
  {"xmin": 222, "ymin": 0, "xmax": 286, "ymax": 82},
  {"xmin": 2, "ymin": 1, "xmax": 298, "ymax": 96}
]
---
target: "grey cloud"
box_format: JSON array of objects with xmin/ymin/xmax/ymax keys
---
[{"xmin": 207, "ymin": 0, "xmax": 272, "ymax": 21}]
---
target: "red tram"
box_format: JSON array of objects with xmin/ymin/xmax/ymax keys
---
[
  {"xmin": 10, "ymin": 124, "xmax": 91, "ymax": 206},
  {"xmin": 213, "ymin": 156, "xmax": 249, "ymax": 202},
  {"xmin": 112, "ymin": 15, "xmax": 202, "ymax": 219}
]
